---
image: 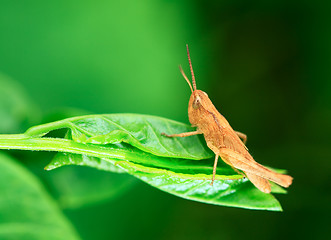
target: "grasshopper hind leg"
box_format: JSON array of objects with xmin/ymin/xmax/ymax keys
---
[
  {"xmin": 235, "ymin": 131, "xmax": 247, "ymax": 144},
  {"xmin": 210, "ymin": 154, "xmax": 219, "ymax": 185},
  {"xmin": 210, "ymin": 154, "xmax": 245, "ymax": 186},
  {"xmin": 245, "ymin": 172, "xmax": 271, "ymax": 193}
]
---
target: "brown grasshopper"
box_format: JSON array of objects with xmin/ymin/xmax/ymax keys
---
[{"xmin": 162, "ymin": 45, "xmax": 293, "ymax": 193}]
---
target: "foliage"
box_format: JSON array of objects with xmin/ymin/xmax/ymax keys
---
[
  {"xmin": 0, "ymin": 152, "xmax": 79, "ymax": 240},
  {"xmin": 0, "ymin": 114, "xmax": 286, "ymax": 211}
]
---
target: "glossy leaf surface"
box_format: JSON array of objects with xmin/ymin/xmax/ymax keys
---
[
  {"xmin": 25, "ymin": 114, "xmax": 213, "ymax": 160},
  {"xmin": 0, "ymin": 114, "xmax": 287, "ymax": 211},
  {"xmin": 46, "ymin": 151, "xmax": 283, "ymax": 211}
]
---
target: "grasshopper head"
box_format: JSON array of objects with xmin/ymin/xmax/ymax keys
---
[
  {"xmin": 189, "ymin": 90, "xmax": 209, "ymax": 110},
  {"xmin": 187, "ymin": 90, "xmax": 214, "ymax": 126},
  {"xmin": 180, "ymin": 45, "xmax": 215, "ymax": 126}
]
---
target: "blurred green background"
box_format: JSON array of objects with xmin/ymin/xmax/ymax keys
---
[{"xmin": 0, "ymin": 0, "xmax": 330, "ymax": 239}]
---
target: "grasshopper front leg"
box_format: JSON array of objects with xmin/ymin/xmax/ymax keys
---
[{"xmin": 161, "ymin": 130, "xmax": 202, "ymax": 138}]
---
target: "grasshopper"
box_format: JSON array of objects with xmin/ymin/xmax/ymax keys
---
[{"xmin": 162, "ymin": 45, "xmax": 293, "ymax": 193}]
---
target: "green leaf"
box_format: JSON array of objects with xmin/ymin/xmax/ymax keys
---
[
  {"xmin": 47, "ymin": 163, "xmax": 136, "ymax": 209},
  {"xmin": 134, "ymin": 173, "xmax": 282, "ymax": 211},
  {"xmin": 44, "ymin": 129, "xmax": 241, "ymax": 180},
  {"xmin": 0, "ymin": 152, "xmax": 80, "ymax": 240},
  {"xmin": 0, "ymin": 114, "xmax": 286, "ymax": 211},
  {"xmin": 46, "ymin": 152, "xmax": 283, "ymax": 211},
  {"xmin": 25, "ymin": 114, "xmax": 213, "ymax": 160},
  {"xmin": 49, "ymin": 150, "xmax": 136, "ymax": 209}
]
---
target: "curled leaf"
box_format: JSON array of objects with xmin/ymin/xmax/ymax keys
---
[
  {"xmin": 0, "ymin": 114, "xmax": 287, "ymax": 211},
  {"xmin": 25, "ymin": 114, "xmax": 213, "ymax": 160},
  {"xmin": 46, "ymin": 152, "xmax": 283, "ymax": 211}
]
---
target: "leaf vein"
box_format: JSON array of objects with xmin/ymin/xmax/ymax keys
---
[
  {"xmin": 164, "ymin": 121, "xmax": 197, "ymax": 158},
  {"xmin": 142, "ymin": 119, "xmax": 177, "ymax": 155}
]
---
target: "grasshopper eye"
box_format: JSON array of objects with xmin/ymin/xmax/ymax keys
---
[{"xmin": 193, "ymin": 97, "xmax": 200, "ymax": 109}]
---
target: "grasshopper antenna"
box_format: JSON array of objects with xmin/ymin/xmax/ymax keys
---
[
  {"xmin": 186, "ymin": 44, "xmax": 196, "ymax": 91},
  {"xmin": 179, "ymin": 65, "xmax": 193, "ymax": 93}
]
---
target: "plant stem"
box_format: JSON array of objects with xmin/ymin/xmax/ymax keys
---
[
  {"xmin": 0, "ymin": 134, "xmax": 204, "ymax": 172},
  {"xmin": 0, "ymin": 135, "xmax": 135, "ymax": 162},
  {"xmin": 0, "ymin": 133, "xmax": 241, "ymax": 177}
]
